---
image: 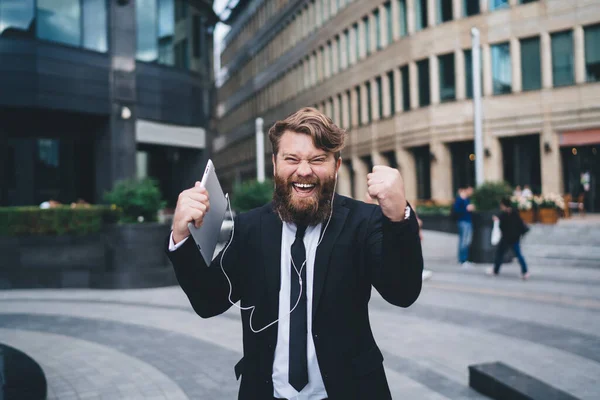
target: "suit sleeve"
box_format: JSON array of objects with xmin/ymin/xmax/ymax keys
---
[
  {"xmin": 165, "ymin": 216, "xmax": 243, "ymax": 318},
  {"xmin": 366, "ymin": 204, "xmax": 423, "ymax": 307}
]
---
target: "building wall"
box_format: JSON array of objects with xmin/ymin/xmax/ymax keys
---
[{"xmin": 216, "ymin": 0, "xmax": 600, "ymax": 203}]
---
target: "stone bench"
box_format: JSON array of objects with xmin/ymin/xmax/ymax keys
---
[{"xmin": 468, "ymin": 361, "xmax": 579, "ymax": 400}]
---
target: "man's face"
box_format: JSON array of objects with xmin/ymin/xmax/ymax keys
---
[{"xmin": 272, "ymin": 131, "xmax": 340, "ymax": 225}]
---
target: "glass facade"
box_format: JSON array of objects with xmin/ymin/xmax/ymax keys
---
[
  {"xmin": 83, "ymin": 0, "xmax": 108, "ymax": 52},
  {"xmin": 158, "ymin": 0, "xmax": 175, "ymax": 66},
  {"xmin": 366, "ymin": 81, "xmax": 372, "ymax": 123},
  {"xmin": 0, "ymin": 0, "xmax": 35, "ymax": 37},
  {"xmin": 439, "ymin": 53, "xmax": 456, "ymax": 102},
  {"xmin": 489, "ymin": 0, "xmax": 509, "ymax": 11},
  {"xmin": 417, "ymin": 59, "xmax": 430, "ymax": 107},
  {"xmin": 464, "ymin": 49, "xmax": 473, "ymax": 99},
  {"xmin": 520, "ymin": 36, "xmax": 541, "ymax": 91},
  {"xmin": 491, "ymin": 42, "xmax": 512, "ymax": 95},
  {"xmin": 584, "ymin": 23, "xmax": 600, "ymax": 82},
  {"xmin": 353, "ymin": 24, "xmax": 359, "ymax": 59},
  {"xmin": 551, "ymin": 30, "xmax": 574, "ymax": 87},
  {"xmin": 437, "ymin": 0, "xmax": 453, "ymax": 24},
  {"xmin": 356, "ymin": 86, "xmax": 362, "ymax": 125},
  {"xmin": 137, "ymin": 0, "xmax": 158, "ymax": 61},
  {"xmin": 0, "ymin": 0, "xmax": 106, "ymax": 51}
]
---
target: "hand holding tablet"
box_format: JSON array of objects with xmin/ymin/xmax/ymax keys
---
[{"xmin": 172, "ymin": 160, "xmax": 228, "ymax": 264}]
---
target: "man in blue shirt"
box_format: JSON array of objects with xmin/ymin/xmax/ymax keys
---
[{"xmin": 453, "ymin": 186, "xmax": 475, "ymax": 267}]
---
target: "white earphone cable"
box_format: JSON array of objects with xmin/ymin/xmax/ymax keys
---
[{"xmin": 219, "ymin": 176, "xmax": 337, "ymax": 333}]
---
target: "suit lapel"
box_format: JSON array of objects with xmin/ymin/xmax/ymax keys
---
[
  {"xmin": 312, "ymin": 195, "xmax": 349, "ymax": 321},
  {"xmin": 262, "ymin": 206, "xmax": 283, "ymax": 321}
]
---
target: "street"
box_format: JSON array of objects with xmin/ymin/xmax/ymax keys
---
[{"xmin": 1, "ymin": 230, "xmax": 599, "ymax": 399}]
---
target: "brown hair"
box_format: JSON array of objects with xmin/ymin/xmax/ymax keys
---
[{"xmin": 268, "ymin": 107, "xmax": 346, "ymax": 160}]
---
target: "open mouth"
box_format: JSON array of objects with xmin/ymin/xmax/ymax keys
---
[{"xmin": 292, "ymin": 183, "xmax": 317, "ymax": 197}]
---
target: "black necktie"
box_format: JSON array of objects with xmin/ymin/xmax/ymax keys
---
[{"xmin": 289, "ymin": 224, "xmax": 308, "ymax": 392}]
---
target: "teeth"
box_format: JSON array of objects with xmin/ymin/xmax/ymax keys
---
[{"xmin": 294, "ymin": 183, "xmax": 315, "ymax": 188}]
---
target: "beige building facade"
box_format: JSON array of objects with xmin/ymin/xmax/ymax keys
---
[{"xmin": 215, "ymin": 0, "xmax": 600, "ymax": 209}]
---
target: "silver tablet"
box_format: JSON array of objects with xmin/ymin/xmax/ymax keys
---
[{"xmin": 188, "ymin": 159, "xmax": 228, "ymax": 265}]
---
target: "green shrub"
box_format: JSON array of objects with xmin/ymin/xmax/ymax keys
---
[
  {"xmin": 231, "ymin": 179, "xmax": 274, "ymax": 212},
  {"xmin": 103, "ymin": 178, "xmax": 166, "ymax": 223},
  {"xmin": 415, "ymin": 204, "xmax": 452, "ymax": 216},
  {"xmin": 0, "ymin": 205, "xmax": 120, "ymax": 236},
  {"xmin": 471, "ymin": 181, "xmax": 512, "ymax": 212}
]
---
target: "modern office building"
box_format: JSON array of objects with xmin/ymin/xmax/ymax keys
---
[
  {"xmin": 0, "ymin": 0, "xmax": 217, "ymax": 207},
  {"xmin": 215, "ymin": 0, "xmax": 600, "ymax": 211}
]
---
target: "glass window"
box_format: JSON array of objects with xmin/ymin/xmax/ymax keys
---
[
  {"xmin": 417, "ymin": 58, "xmax": 430, "ymax": 107},
  {"xmin": 83, "ymin": 0, "xmax": 107, "ymax": 52},
  {"xmin": 175, "ymin": 0, "xmax": 187, "ymax": 21},
  {"xmin": 465, "ymin": 49, "xmax": 473, "ymax": 98},
  {"xmin": 376, "ymin": 76, "xmax": 383, "ymax": 118},
  {"xmin": 363, "ymin": 16, "xmax": 370, "ymax": 55},
  {"xmin": 175, "ymin": 39, "xmax": 189, "ymax": 69},
  {"xmin": 328, "ymin": 41, "xmax": 333, "ymax": 73},
  {"xmin": 337, "ymin": 35, "xmax": 343, "ymax": 69},
  {"xmin": 489, "ymin": 0, "xmax": 509, "ymax": 11},
  {"xmin": 137, "ymin": 0, "xmax": 158, "ymax": 62},
  {"xmin": 551, "ymin": 30, "xmax": 574, "ymax": 87},
  {"xmin": 463, "ymin": 0, "xmax": 480, "ymax": 16},
  {"xmin": 415, "ymin": 0, "xmax": 428, "ymax": 31},
  {"xmin": 398, "ymin": 0, "xmax": 407, "ymax": 37},
  {"xmin": 437, "ymin": 0, "xmax": 453, "ymax": 23},
  {"xmin": 353, "ymin": 23, "xmax": 359, "ymax": 58},
  {"xmin": 346, "ymin": 90, "xmax": 352, "ymax": 128},
  {"xmin": 320, "ymin": 46, "xmax": 325, "ymax": 76},
  {"xmin": 439, "ymin": 53, "xmax": 455, "ymax": 102},
  {"xmin": 337, "ymin": 94, "xmax": 342, "ymax": 126},
  {"xmin": 356, "ymin": 86, "xmax": 362, "ymax": 125},
  {"xmin": 0, "ymin": 0, "xmax": 34, "ymax": 37},
  {"xmin": 520, "ymin": 36, "xmax": 541, "ymax": 91},
  {"xmin": 366, "ymin": 81, "xmax": 372, "ymax": 123},
  {"xmin": 385, "ymin": 2, "xmax": 392, "ymax": 45},
  {"xmin": 193, "ymin": 15, "xmax": 204, "ymax": 59},
  {"xmin": 158, "ymin": 0, "xmax": 175, "ymax": 66},
  {"xmin": 491, "ymin": 42, "xmax": 512, "ymax": 94},
  {"xmin": 37, "ymin": 0, "xmax": 81, "ymax": 47},
  {"xmin": 36, "ymin": 138, "xmax": 61, "ymax": 191},
  {"xmin": 387, "ymin": 70, "xmax": 395, "ymax": 114},
  {"xmin": 464, "ymin": 48, "xmax": 482, "ymax": 99},
  {"xmin": 519, "ymin": 0, "xmax": 537, "ymax": 3},
  {"xmin": 344, "ymin": 29, "xmax": 350, "ymax": 63},
  {"xmin": 401, "ymin": 65, "xmax": 410, "ymax": 110},
  {"xmin": 584, "ymin": 23, "xmax": 600, "ymax": 82},
  {"xmin": 374, "ymin": 9, "xmax": 381, "ymax": 50}
]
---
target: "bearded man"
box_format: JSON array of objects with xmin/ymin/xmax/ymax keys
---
[{"xmin": 166, "ymin": 107, "xmax": 423, "ymax": 400}]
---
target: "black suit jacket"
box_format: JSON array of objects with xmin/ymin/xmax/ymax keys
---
[{"xmin": 166, "ymin": 195, "xmax": 423, "ymax": 399}]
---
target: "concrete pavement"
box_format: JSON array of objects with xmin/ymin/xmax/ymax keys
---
[{"xmin": 1, "ymin": 230, "xmax": 599, "ymax": 399}]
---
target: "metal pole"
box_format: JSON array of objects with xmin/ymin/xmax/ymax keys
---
[
  {"xmin": 471, "ymin": 27, "xmax": 484, "ymax": 187},
  {"xmin": 255, "ymin": 117, "xmax": 265, "ymax": 183}
]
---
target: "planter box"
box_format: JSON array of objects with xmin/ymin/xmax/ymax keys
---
[
  {"xmin": 537, "ymin": 208, "xmax": 559, "ymax": 224},
  {"xmin": 519, "ymin": 209, "xmax": 535, "ymax": 224},
  {"xmin": 0, "ymin": 223, "xmax": 177, "ymax": 289},
  {"xmin": 417, "ymin": 214, "xmax": 457, "ymax": 234}
]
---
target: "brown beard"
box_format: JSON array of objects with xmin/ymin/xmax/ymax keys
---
[{"xmin": 272, "ymin": 172, "xmax": 335, "ymax": 226}]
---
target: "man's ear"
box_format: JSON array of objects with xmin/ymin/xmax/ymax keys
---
[{"xmin": 335, "ymin": 157, "xmax": 342, "ymax": 176}]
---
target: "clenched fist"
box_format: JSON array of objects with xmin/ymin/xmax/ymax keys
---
[
  {"xmin": 367, "ymin": 165, "xmax": 407, "ymax": 222},
  {"xmin": 172, "ymin": 181, "xmax": 210, "ymax": 244}
]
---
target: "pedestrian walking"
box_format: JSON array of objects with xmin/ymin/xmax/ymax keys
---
[
  {"xmin": 488, "ymin": 198, "xmax": 530, "ymax": 280},
  {"xmin": 453, "ymin": 186, "xmax": 475, "ymax": 267}
]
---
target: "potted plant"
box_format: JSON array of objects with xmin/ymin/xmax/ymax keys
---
[
  {"xmin": 511, "ymin": 195, "xmax": 535, "ymax": 224},
  {"xmin": 470, "ymin": 181, "xmax": 513, "ymax": 263},
  {"xmin": 534, "ymin": 194, "xmax": 565, "ymax": 224},
  {"xmin": 102, "ymin": 178, "xmax": 174, "ymax": 287}
]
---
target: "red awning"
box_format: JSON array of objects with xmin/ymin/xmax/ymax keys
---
[{"xmin": 560, "ymin": 129, "xmax": 600, "ymax": 147}]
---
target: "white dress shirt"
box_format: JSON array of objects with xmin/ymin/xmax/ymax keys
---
[{"xmin": 168, "ymin": 223, "xmax": 328, "ymax": 400}]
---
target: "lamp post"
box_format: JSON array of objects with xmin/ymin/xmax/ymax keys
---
[
  {"xmin": 471, "ymin": 27, "xmax": 484, "ymax": 187},
  {"xmin": 255, "ymin": 117, "xmax": 265, "ymax": 183}
]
